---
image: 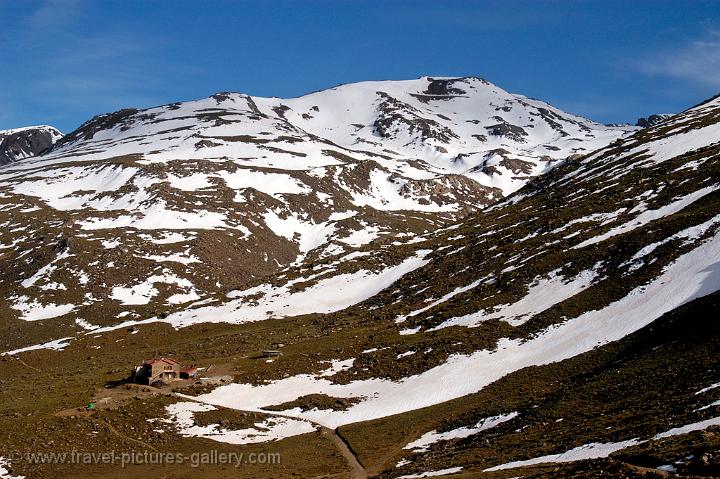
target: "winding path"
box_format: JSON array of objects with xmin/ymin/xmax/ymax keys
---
[{"xmin": 171, "ymin": 392, "xmax": 368, "ymax": 478}]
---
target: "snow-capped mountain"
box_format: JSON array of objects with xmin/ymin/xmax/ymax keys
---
[
  {"xmin": 45, "ymin": 76, "xmax": 634, "ymax": 199},
  {"xmin": 0, "ymin": 125, "xmax": 62, "ymax": 165},
  {"xmin": 0, "ymin": 77, "xmax": 635, "ymax": 327},
  {"xmin": 0, "ymin": 83, "xmax": 719, "ymax": 479}
]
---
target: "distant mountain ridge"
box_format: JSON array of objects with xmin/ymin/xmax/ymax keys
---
[{"xmin": 45, "ymin": 76, "xmax": 636, "ymax": 199}]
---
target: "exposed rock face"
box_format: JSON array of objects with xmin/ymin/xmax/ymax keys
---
[
  {"xmin": 0, "ymin": 125, "xmax": 62, "ymax": 165},
  {"xmin": 484, "ymin": 121, "xmax": 529, "ymax": 142},
  {"xmin": 636, "ymin": 113, "xmax": 673, "ymax": 128},
  {"xmin": 373, "ymin": 92, "xmax": 460, "ymax": 143}
]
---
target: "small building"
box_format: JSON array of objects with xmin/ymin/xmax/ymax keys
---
[
  {"xmin": 179, "ymin": 367, "xmax": 199, "ymax": 379},
  {"xmin": 134, "ymin": 357, "xmax": 181, "ymax": 385}
]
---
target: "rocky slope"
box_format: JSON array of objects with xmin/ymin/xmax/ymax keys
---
[
  {"xmin": 0, "ymin": 125, "xmax": 62, "ymax": 165},
  {"xmin": 0, "ymin": 77, "xmax": 635, "ymax": 335}
]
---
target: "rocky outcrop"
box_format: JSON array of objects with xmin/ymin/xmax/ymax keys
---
[
  {"xmin": 485, "ymin": 121, "xmax": 528, "ymax": 142},
  {"xmin": 636, "ymin": 113, "xmax": 673, "ymax": 128},
  {"xmin": 0, "ymin": 126, "xmax": 62, "ymax": 165}
]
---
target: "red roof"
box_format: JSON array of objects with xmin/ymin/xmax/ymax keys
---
[
  {"xmin": 144, "ymin": 357, "xmax": 180, "ymax": 366},
  {"xmin": 180, "ymin": 367, "xmax": 198, "ymax": 373}
]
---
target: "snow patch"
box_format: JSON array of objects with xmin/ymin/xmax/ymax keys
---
[
  {"xmin": 405, "ymin": 412, "xmax": 519, "ymax": 452},
  {"xmin": 431, "ymin": 267, "xmax": 598, "ymax": 330},
  {"xmin": 166, "ymin": 401, "xmax": 316, "ymax": 444},
  {"xmin": 11, "ymin": 296, "xmax": 75, "ymax": 321}
]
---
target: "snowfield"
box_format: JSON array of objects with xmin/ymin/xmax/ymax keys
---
[
  {"xmin": 0, "ymin": 456, "xmax": 24, "ymax": 479},
  {"xmin": 483, "ymin": 440, "xmax": 643, "ymax": 472},
  {"xmin": 110, "ymin": 271, "xmax": 198, "ymax": 306},
  {"xmin": 188, "ymin": 229, "xmax": 720, "ymax": 431},
  {"xmin": 90, "ymin": 250, "xmax": 431, "ymax": 331},
  {"xmin": 10, "ymin": 296, "xmax": 75, "ymax": 321},
  {"xmin": 428, "ymin": 267, "xmax": 599, "ymax": 330},
  {"xmin": 2, "ymin": 337, "xmax": 72, "ymax": 356},
  {"xmin": 574, "ymin": 184, "xmax": 720, "ymax": 249},
  {"xmin": 164, "ymin": 402, "xmax": 316, "ymax": 445}
]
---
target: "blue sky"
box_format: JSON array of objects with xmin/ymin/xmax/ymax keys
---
[{"xmin": 1, "ymin": 0, "xmax": 719, "ymax": 132}]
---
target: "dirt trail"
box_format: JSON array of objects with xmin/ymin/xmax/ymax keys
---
[
  {"xmin": 173, "ymin": 393, "xmax": 368, "ymax": 478},
  {"xmin": 9, "ymin": 356, "xmax": 42, "ymax": 373},
  {"xmin": 320, "ymin": 427, "xmax": 367, "ymax": 479},
  {"xmin": 100, "ymin": 418, "xmax": 159, "ymax": 452}
]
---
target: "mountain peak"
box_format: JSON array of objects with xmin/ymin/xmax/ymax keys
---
[{"xmin": 42, "ymin": 77, "xmax": 637, "ymax": 199}]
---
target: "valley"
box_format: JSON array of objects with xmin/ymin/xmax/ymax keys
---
[{"xmin": 0, "ymin": 78, "xmax": 718, "ymax": 479}]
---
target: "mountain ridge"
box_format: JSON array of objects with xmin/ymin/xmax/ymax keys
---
[{"xmin": 0, "ymin": 76, "xmax": 638, "ymax": 335}]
